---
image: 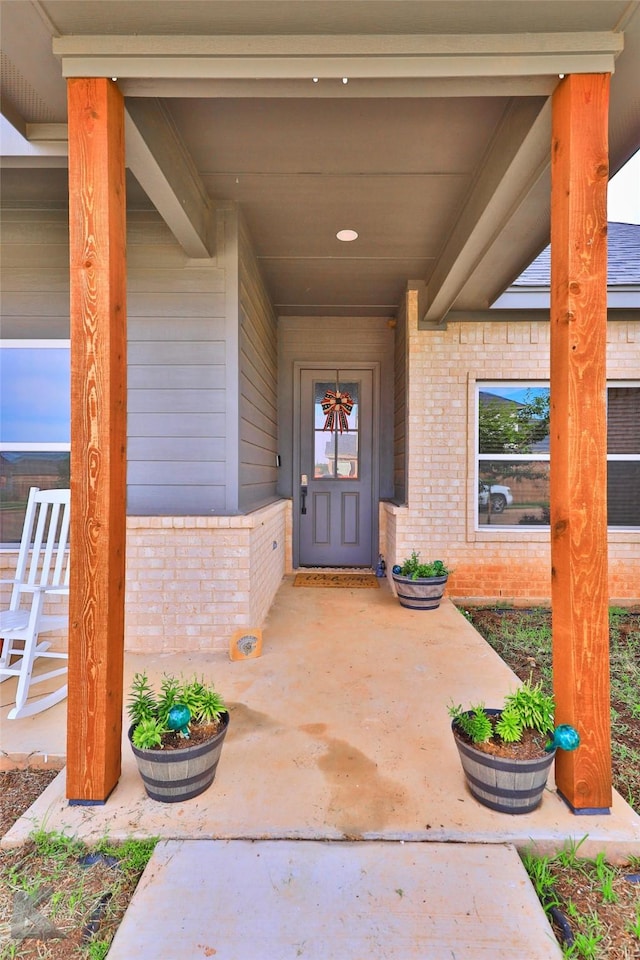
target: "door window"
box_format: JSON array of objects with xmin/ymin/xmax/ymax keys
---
[{"xmin": 313, "ymin": 380, "xmax": 359, "ymax": 479}]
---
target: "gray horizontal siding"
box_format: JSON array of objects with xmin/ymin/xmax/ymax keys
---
[
  {"xmin": 128, "ymin": 437, "xmax": 226, "ymax": 460},
  {"xmin": 128, "ymin": 340, "xmax": 226, "ymax": 365},
  {"xmin": 237, "ymin": 214, "xmax": 278, "ymax": 512},
  {"xmin": 128, "ymin": 389, "xmax": 225, "ymax": 414},
  {"xmin": 128, "ymin": 244, "xmax": 205, "ymax": 268},
  {"xmin": 126, "ymin": 209, "xmax": 231, "ymax": 515},
  {"xmin": 0, "ymin": 318, "xmax": 70, "ymax": 338},
  {"xmin": 128, "ymin": 413, "xmax": 227, "ymax": 437},
  {"xmin": 127, "ymin": 484, "xmax": 225, "ymax": 514},
  {"xmin": 127, "ymin": 317, "xmax": 225, "ymax": 341},
  {"xmin": 1, "ymin": 247, "xmax": 70, "ymax": 268},
  {"xmin": 127, "ymin": 270, "xmax": 225, "ymax": 294},
  {"xmin": 128, "ymin": 461, "xmax": 225, "ymax": 484},
  {"xmin": 0, "ymin": 292, "xmax": 71, "ymax": 316},
  {"xmin": 0, "ymin": 211, "xmax": 70, "ymax": 339},
  {"xmin": 1, "ymin": 268, "xmax": 70, "ymax": 292},
  {"xmin": 128, "ymin": 293, "xmax": 225, "ymax": 318},
  {"xmin": 128, "ymin": 365, "xmax": 225, "ymax": 389}
]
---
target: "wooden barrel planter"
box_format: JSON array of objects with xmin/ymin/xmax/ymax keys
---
[
  {"xmin": 452, "ymin": 711, "xmax": 555, "ymax": 814},
  {"xmin": 391, "ymin": 573, "xmax": 448, "ymax": 611},
  {"xmin": 129, "ymin": 712, "xmax": 229, "ymax": 803}
]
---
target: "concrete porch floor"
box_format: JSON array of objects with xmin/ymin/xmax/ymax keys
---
[{"xmin": 2, "ymin": 577, "xmax": 640, "ymax": 860}]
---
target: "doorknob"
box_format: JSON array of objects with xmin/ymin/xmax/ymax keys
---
[{"xmin": 300, "ymin": 474, "xmax": 308, "ymax": 515}]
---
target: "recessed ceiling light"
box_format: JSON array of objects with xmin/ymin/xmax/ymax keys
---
[
  {"xmin": 342, "ymin": 77, "xmax": 349, "ymax": 84},
  {"xmin": 312, "ymin": 77, "xmax": 319, "ymax": 83},
  {"xmin": 336, "ymin": 229, "xmax": 358, "ymax": 242}
]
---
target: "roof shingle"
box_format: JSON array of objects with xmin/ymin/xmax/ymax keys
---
[{"xmin": 514, "ymin": 222, "xmax": 640, "ymax": 287}]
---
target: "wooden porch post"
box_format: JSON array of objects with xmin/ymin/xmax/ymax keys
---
[
  {"xmin": 550, "ymin": 73, "xmax": 612, "ymax": 813},
  {"xmin": 66, "ymin": 78, "xmax": 127, "ymax": 803}
]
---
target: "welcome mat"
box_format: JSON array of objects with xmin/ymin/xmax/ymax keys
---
[{"xmin": 293, "ymin": 573, "xmax": 379, "ymax": 588}]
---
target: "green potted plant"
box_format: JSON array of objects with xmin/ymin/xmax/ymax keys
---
[
  {"xmin": 127, "ymin": 671, "xmax": 229, "ymax": 803},
  {"xmin": 391, "ymin": 551, "xmax": 451, "ymax": 610},
  {"xmin": 448, "ymin": 680, "xmax": 579, "ymax": 814}
]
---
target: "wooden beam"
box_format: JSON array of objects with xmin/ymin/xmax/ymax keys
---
[
  {"xmin": 422, "ymin": 98, "xmax": 550, "ymax": 325},
  {"xmin": 26, "ymin": 122, "xmax": 69, "ymax": 142},
  {"xmin": 550, "ymin": 73, "xmax": 611, "ymax": 813},
  {"xmin": 66, "ymin": 78, "xmax": 127, "ymax": 804},
  {"xmin": 124, "ymin": 98, "xmax": 215, "ymax": 258},
  {"xmin": 53, "ymin": 31, "xmax": 622, "ymax": 80},
  {"xmin": 121, "ymin": 76, "xmax": 559, "ymax": 99}
]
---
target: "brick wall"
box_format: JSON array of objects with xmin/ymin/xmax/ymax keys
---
[
  {"xmin": 124, "ymin": 500, "xmax": 287, "ymax": 654},
  {"xmin": 1, "ymin": 500, "xmax": 288, "ymax": 657},
  {"xmin": 383, "ymin": 318, "xmax": 640, "ymax": 604}
]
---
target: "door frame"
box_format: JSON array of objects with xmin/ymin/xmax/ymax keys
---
[{"xmin": 292, "ymin": 361, "xmax": 381, "ymax": 569}]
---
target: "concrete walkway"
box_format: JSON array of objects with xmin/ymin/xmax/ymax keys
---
[
  {"xmin": 107, "ymin": 839, "xmax": 563, "ymax": 959},
  {"xmin": 2, "ymin": 577, "xmax": 640, "ymax": 957}
]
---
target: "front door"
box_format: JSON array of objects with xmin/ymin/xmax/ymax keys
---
[{"xmin": 298, "ymin": 368, "xmax": 374, "ymax": 567}]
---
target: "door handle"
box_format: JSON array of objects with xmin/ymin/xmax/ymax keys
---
[{"xmin": 300, "ymin": 474, "xmax": 308, "ymax": 515}]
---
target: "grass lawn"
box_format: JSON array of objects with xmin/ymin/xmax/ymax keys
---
[{"xmin": 0, "ymin": 805, "xmax": 156, "ymax": 959}]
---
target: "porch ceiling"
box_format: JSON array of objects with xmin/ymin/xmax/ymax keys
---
[{"xmin": 2, "ymin": 1, "xmax": 639, "ymax": 321}]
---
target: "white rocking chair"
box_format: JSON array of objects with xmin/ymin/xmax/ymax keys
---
[{"xmin": 0, "ymin": 487, "xmax": 70, "ymax": 719}]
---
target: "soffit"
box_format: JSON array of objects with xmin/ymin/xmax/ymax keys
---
[
  {"xmin": 167, "ymin": 94, "xmax": 511, "ymax": 314},
  {"xmin": 33, "ymin": 1, "xmax": 634, "ymax": 36}
]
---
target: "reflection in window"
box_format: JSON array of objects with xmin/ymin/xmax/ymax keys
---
[
  {"xmin": 313, "ymin": 380, "xmax": 359, "ymax": 479},
  {"xmin": 1, "ymin": 346, "xmax": 70, "ymax": 443},
  {"xmin": 0, "ymin": 343, "xmax": 70, "ymax": 543},
  {"xmin": 477, "ymin": 383, "xmax": 640, "ymax": 529},
  {"xmin": 0, "ymin": 453, "xmax": 71, "ymax": 542},
  {"xmin": 477, "ymin": 386, "xmax": 550, "ymax": 526},
  {"xmin": 478, "ymin": 461, "xmax": 550, "ymax": 526}
]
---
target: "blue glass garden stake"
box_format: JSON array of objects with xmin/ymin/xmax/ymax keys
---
[
  {"xmin": 546, "ymin": 724, "xmax": 580, "ymax": 753},
  {"xmin": 167, "ymin": 703, "xmax": 191, "ymax": 738}
]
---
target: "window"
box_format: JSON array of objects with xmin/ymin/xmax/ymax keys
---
[
  {"xmin": 476, "ymin": 382, "xmax": 640, "ymax": 529},
  {"xmin": 607, "ymin": 386, "xmax": 640, "ymax": 526},
  {"xmin": 313, "ymin": 380, "xmax": 360, "ymax": 479},
  {"xmin": 477, "ymin": 385, "xmax": 550, "ymax": 527},
  {"xmin": 0, "ymin": 342, "xmax": 70, "ymax": 543}
]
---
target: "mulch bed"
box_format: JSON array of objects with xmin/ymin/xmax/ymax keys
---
[{"xmin": 0, "ymin": 768, "xmax": 60, "ymax": 838}]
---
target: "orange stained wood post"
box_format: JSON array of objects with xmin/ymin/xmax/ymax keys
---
[
  {"xmin": 66, "ymin": 78, "xmax": 127, "ymax": 803},
  {"xmin": 550, "ymin": 73, "xmax": 612, "ymax": 813}
]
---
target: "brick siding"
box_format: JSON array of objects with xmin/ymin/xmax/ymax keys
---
[
  {"xmin": 381, "ymin": 318, "xmax": 640, "ymax": 605},
  {"xmin": 124, "ymin": 501, "xmax": 287, "ymax": 653}
]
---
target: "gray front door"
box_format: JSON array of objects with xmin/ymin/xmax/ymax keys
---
[{"xmin": 298, "ymin": 368, "xmax": 374, "ymax": 567}]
